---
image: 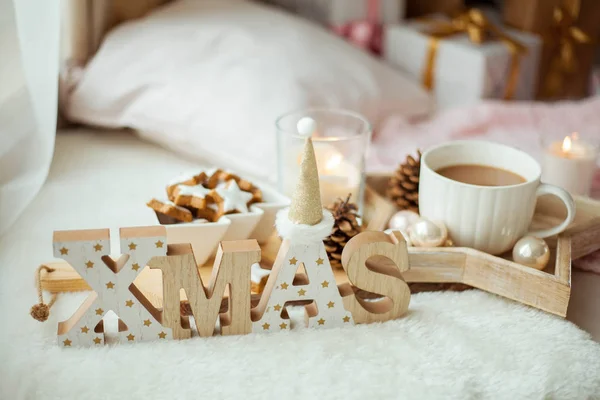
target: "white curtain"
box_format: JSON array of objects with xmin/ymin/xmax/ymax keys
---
[{"xmin": 0, "ymin": 0, "xmax": 60, "ymax": 235}]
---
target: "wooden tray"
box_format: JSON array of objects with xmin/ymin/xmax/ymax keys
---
[
  {"xmin": 40, "ymin": 174, "xmax": 600, "ymax": 317},
  {"xmin": 364, "ymin": 173, "xmax": 600, "ymax": 259}
]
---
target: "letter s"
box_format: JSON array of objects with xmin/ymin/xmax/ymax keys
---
[{"xmin": 340, "ymin": 230, "xmax": 410, "ymax": 323}]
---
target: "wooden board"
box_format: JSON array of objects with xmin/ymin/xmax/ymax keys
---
[{"xmin": 40, "ymin": 174, "xmax": 600, "ymax": 317}]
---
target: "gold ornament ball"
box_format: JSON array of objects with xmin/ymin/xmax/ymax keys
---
[
  {"xmin": 388, "ymin": 210, "xmax": 420, "ymax": 232},
  {"xmin": 408, "ymin": 218, "xmax": 448, "ymax": 247},
  {"xmin": 512, "ymin": 236, "xmax": 550, "ymax": 270}
]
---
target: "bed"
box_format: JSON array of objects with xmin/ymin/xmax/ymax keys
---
[
  {"xmin": 1, "ymin": 1, "xmax": 600, "ymax": 398},
  {"xmin": 0, "ymin": 128, "xmax": 599, "ymax": 398}
]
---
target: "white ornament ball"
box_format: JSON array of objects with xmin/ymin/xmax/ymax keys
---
[
  {"xmin": 388, "ymin": 210, "xmax": 420, "ymax": 232},
  {"xmin": 384, "ymin": 228, "xmax": 412, "ymax": 247},
  {"xmin": 512, "ymin": 236, "xmax": 550, "ymax": 270},
  {"xmin": 408, "ymin": 218, "xmax": 448, "ymax": 247},
  {"xmin": 297, "ymin": 117, "xmax": 317, "ymax": 138}
]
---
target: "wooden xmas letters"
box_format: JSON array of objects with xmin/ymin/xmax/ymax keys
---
[
  {"xmin": 54, "ymin": 226, "xmax": 173, "ymax": 347},
  {"xmin": 54, "ymin": 226, "xmax": 411, "ymax": 347},
  {"xmin": 148, "ymin": 241, "xmax": 259, "ymax": 338},
  {"xmin": 251, "ymin": 239, "xmax": 354, "ymax": 332},
  {"xmin": 339, "ymin": 231, "xmax": 410, "ymax": 324}
]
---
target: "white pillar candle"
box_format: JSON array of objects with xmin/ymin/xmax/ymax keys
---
[
  {"xmin": 318, "ymin": 150, "xmax": 361, "ymax": 205},
  {"xmin": 542, "ymin": 133, "xmax": 598, "ymax": 196}
]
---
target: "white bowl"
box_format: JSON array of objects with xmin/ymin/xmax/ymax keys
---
[
  {"xmin": 219, "ymin": 207, "xmax": 264, "ymax": 242},
  {"xmin": 162, "ymin": 218, "xmax": 230, "ymax": 265},
  {"xmin": 248, "ymin": 184, "xmax": 290, "ymax": 243},
  {"xmin": 152, "ymin": 181, "xmax": 289, "ymax": 265}
]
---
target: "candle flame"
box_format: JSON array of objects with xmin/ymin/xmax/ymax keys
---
[
  {"xmin": 562, "ymin": 136, "xmax": 572, "ymax": 152},
  {"xmin": 325, "ymin": 153, "xmax": 342, "ymax": 172}
]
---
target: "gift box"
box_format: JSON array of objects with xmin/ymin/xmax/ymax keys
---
[
  {"xmin": 503, "ymin": 0, "xmax": 561, "ymax": 34},
  {"xmin": 503, "ymin": 0, "xmax": 599, "ymax": 100},
  {"xmin": 406, "ymin": 0, "xmax": 464, "ymax": 18},
  {"xmin": 262, "ymin": 0, "xmax": 404, "ymax": 54},
  {"xmin": 384, "ymin": 10, "xmax": 541, "ymax": 109},
  {"xmin": 263, "ymin": 0, "xmax": 404, "ymax": 25},
  {"xmin": 503, "ymin": 0, "xmax": 600, "ymax": 35}
]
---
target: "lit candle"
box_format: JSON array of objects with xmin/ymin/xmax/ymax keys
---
[
  {"xmin": 277, "ymin": 110, "xmax": 371, "ymax": 211},
  {"xmin": 317, "ymin": 149, "xmax": 361, "ymax": 205},
  {"xmin": 542, "ymin": 132, "xmax": 598, "ymax": 196}
]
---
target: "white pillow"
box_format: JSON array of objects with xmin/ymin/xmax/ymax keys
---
[{"xmin": 66, "ymin": 0, "xmax": 432, "ymax": 181}]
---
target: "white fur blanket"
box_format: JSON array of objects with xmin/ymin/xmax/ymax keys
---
[{"xmin": 1, "ymin": 131, "xmax": 600, "ymax": 399}]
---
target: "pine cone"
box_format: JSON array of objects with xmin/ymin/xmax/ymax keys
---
[
  {"xmin": 324, "ymin": 194, "xmax": 363, "ymax": 269},
  {"xmin": 387, "ymin": 150, "xmax": 421, "ymax": 213}
]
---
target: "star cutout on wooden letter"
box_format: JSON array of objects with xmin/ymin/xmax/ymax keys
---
[
  {"xmin": 155, "ymin": 240, "xmax": 164, "ymax": 248},
  {"xmin": 317, "ymin": 318, "xmax": 325, "ymax": 325},
  {"xmin": 289, "ymin": 257, "xmax": 298, "ymax": 265},
  {"xmin": 85, "ymin": 261, "xmax": 94, "ymax": 269},
  {"xmin": 63, "ymin": 338, "xmax": 72, "ymax": 346},
  {"xmin": 93, "ymin": 243, "xmax": 103, "ymax": 252},
  {"xmin": 262, "ymin": 323, "xmax": 270, "ymax": 330},
  {"xmin": 158, "ymin": 331, "xmax": 167, "ymax": 339},
  {"xmin": 143, "ymin": 319, "xmax": 151, "ymax": 327},
  {"xmin": 298, "ymin": 288, "xmax": 307, "ymax": 296},
  {"xmin": 127, "ymin": 334, "xmax": 135, "ymax": 341},
  {"xmin": 105, "ymin": 281, "xmax": 115, "ymax": 289},
  {"xmin": 128, "ymin": 242, "xmax": 137, "ymax": 250},
  {"xmin": 81, "ymin": 326, "xmax": 89, "ymax": 333},
  {"xmin": 316, "ymin": 258, "xmax": 324, "ymax": 265},
  {"xmin": 59, "ymin": 247, "xmax": 69, "ymax": 255},
  {"xmin": 280, "ymin": 282, "xmax": 289, "ymax": 290},
  {"xmin": 279, "ymin": 322, "xmax": 288, "ymax": 330},
  {"xmin": 93, "ymin": 337, "xmax": 102, "ymax": 344},
  {"xmin": 327, "ymin": 301, "xmax": 335, "ymax": 308},
  {"xmin": 131, "ymin": 263, "xmax": 140, "ymax": 271},
  {"xmin": 343, "ymin": 316, "xmax": 351, "ymax": 323},
  {"xmin": 125, "ymin": 300, "xmax": 134, "ymax": 307},
  {"xmin": 95, "ymin": 308, "xmax": 104, "ymax": 315},
  {"xmin": 321, "ymin": 280, "xmax": 329, "ymax": 288}
]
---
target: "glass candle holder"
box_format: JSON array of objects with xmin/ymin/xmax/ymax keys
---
[
  {"xmin": 541, "ymin": 130, "xmax": 600, "ymax": 196},
  {"xmin": 276, "ymin": 108, "xmax": 372, "ymax": 210}
]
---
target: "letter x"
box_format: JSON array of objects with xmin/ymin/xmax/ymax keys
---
[{"xmin": 53, "ymin": 226, "xmax": 172, "ymax": 347}]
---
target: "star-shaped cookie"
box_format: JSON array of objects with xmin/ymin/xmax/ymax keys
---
[{"xmin": 216, "ymin": 180, "xmax": 253, "ymax": 213}]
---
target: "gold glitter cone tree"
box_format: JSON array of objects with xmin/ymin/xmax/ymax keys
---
[
  {"xmin": 387, "ymin": 150, "xmax": 421, "ymax": 213},
  {"xmin": 288, "ymin": 135, "xmax": 324, "ymax": 226}
]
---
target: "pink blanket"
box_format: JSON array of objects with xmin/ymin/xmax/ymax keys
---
[{"xmin": 369, "ymin": 96, "xmax": 600, "ymax": 272}]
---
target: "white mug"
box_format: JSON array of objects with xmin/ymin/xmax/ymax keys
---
[{"xmin": 419, "ymin": 140, "xmax": 576, "ymax": 255}]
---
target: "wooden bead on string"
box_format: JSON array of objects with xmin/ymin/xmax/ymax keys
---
[{"xmin": 31, "ymin": 265, "xmax": 58, "ymax": 322}]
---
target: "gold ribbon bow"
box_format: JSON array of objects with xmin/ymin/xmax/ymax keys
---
[
  {"xmin": 540, "ymin": 4, "xmax": 594, "ymax": 98},
  {"xmin": 421, "ymin": 9, "xmax": 527, "ymax": 100}
]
